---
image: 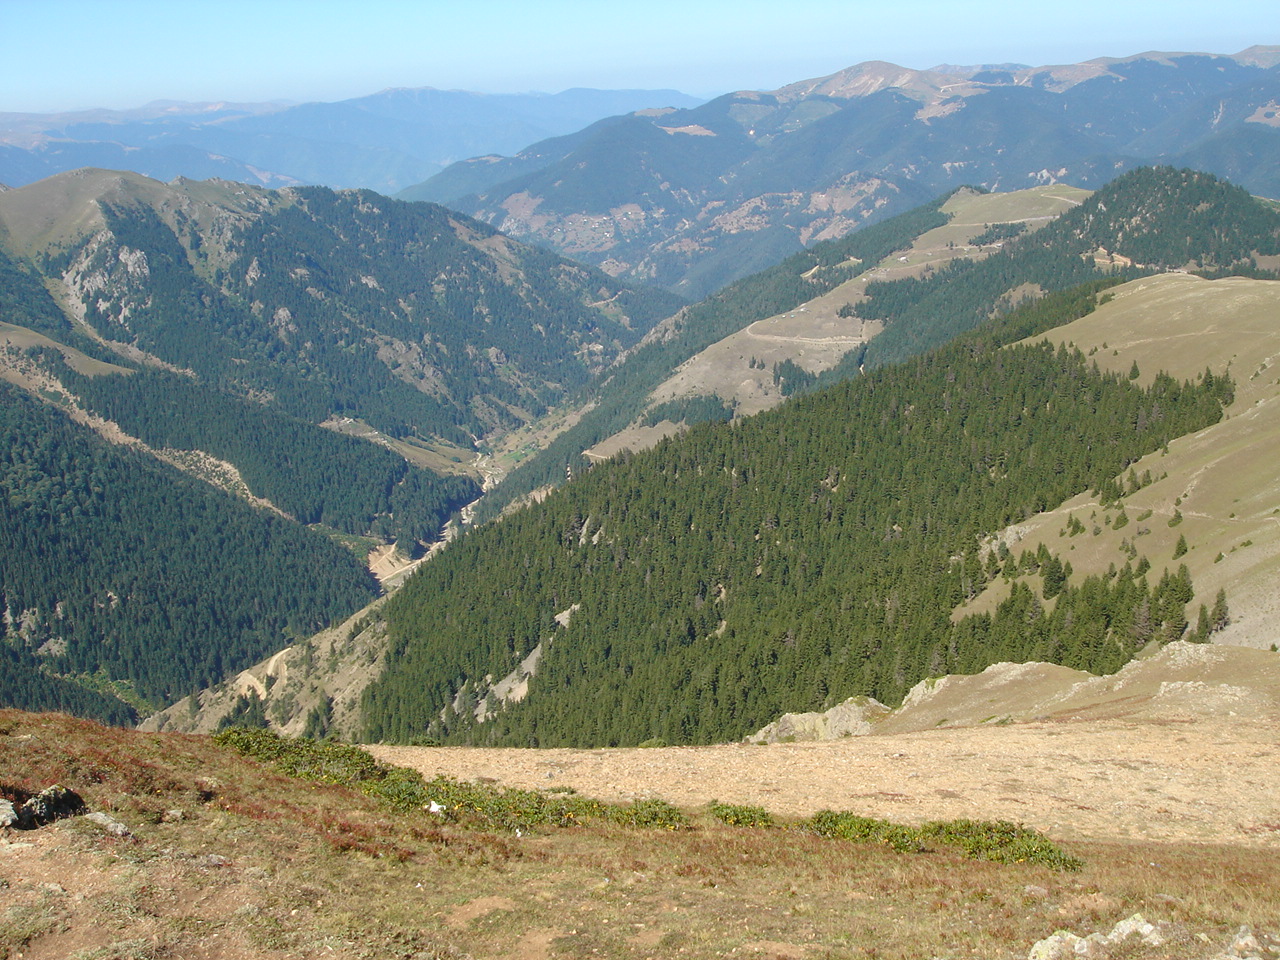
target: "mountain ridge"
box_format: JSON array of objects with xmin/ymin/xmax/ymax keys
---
[
  {"xmin": 408, "ymin": 48, "xmax": 1280, "ymax": 300},
  {"xmin": 0, "ymin": 86, "xmax": 704, "ymax": 194}
]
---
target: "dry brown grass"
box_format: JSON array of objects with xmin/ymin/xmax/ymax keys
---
[{"xmin": 2, "ymin": 709, "xmax": 1277, "ymax": 960}]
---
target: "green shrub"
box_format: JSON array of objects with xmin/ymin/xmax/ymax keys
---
[
  {"xmin": 212, "ymin": 727, "xmax": 383, "ymax": 785},
  {"xmin": 416, "ymin": 775, "xmax": 606, "ymax": 831},
  {"xmin": 708, "ymin": 801, "xmax": 774, "ymax": 828},
  {"xmin": 921, "ymin": 819, "xmax": 1083, "ymax": 870},
  {"xmin": 804, "ymin": 811, "xmax": 925, "ymax": 853},
  {"xmin": 608, "ymin": 798, "xmax": 688, "ymax": 830},
  {"xmin": 802, "ymin": 809, "xmax": 1082, "ymax": 869}
]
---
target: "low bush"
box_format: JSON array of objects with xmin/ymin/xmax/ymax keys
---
[
  {"xmin": 708, "ymin": 800, "xmax": 774, "ymax": 828},
  {"xmin": 804, "ymin": 811, "xmax": 925, "ymax": 853},
  {"xmin": 921, "ymin": 819, "xmax": 1084, "ymax": 870},
  {"xmin": 803, "ymin": 810, "xmax": 1082, "ymax": 869},
  {"xmin": 608, "ymin": 798, "xmax": 688, "ymax": 830}
]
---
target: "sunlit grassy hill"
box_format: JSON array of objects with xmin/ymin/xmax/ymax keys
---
[{"xmin": 959, "ymin": 273, "xmax": 1280, "ymax": 649}]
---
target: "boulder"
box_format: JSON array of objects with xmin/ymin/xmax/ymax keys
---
[
  {"xmin": 84, "ymin": 811, "xmax": 132, "ymax": 838},
  {"xmin": 747, "ymin": 696, "xmax": 889, "ymax": 743},
  {"xmin": 18, "ymin": 785, "xmax": 87, "ymax": 828}
]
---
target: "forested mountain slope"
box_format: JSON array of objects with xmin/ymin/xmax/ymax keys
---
[
  {"xmin": 0, "ymin": 169, "xmax": 681, "ymax": 446},
  {"xmin": 0, "ymin": 381, "xmax": 379, "ymax": 723},
  {"xmin": 0, "ymin": 168, "xmax": 679, "ymax": 722},
  {"xmin": 361, "ymin": 317, "xmax": 1234, "ymax": 746},
  {"xmin": 482, "ymin": 168, "xmax": 1280, "ymax": 519},
  {"xmin": 407, "ymin": 49, "xmax": 1280, "ymax": 299}
]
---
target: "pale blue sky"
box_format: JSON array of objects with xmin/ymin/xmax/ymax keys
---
[{"xmin": 2, "ymin": 0, "xmax": 1275, "ymax": 113}]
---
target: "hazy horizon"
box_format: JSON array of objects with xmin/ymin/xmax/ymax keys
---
[{"xmin": 2, "ymin": 0, "xmax": 1275, "ymax": 115}]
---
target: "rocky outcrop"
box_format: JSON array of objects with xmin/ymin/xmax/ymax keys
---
[
  {"xmin": 748, "ymin": 641, "xmax": 1280, "ymax": 742},
  {"xmin": 1029, "ymin": 916, "xmax": 1271, "ymax": 960},
  {"xmin": 1, "ymin": 785, "xmax": 87, "ymax": 829},
  {"xmin": 747, "ymin": 696, "xmax": 889, "ymax": 743}
]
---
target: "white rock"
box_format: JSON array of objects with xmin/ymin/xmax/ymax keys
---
[
  {"xmin": 1107, "ymin": 913, "xmax": 1163, "ymax": 946},
  {"xmin": 1028, "ymin": 930, "xmax": 1099, "ymax": 959}
]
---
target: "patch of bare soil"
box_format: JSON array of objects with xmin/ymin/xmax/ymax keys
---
[
  {"xmin": 373, "ymin": 716, "xmax": 1280, "ymax": 848},
  {"xmin": 373, "ymin": 643, "xmax": 1280, "ymax": 850}
]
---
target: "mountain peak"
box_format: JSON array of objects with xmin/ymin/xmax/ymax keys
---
[
  {"xmin": 772, "ymin": 60, "xmax": 957, "ymax": 102},
  {"xmin": 1234, "ymin": 44, "xmax": 1280, "ymax": 68}
]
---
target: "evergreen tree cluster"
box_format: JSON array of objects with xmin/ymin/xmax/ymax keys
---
[
  {"xmin": 1050, "ymin": 166, "xmax": 1280, "ymax": 271},
  {"xmin": 969, "ymin": 222, "xmax": 1028, "ymax": 246},
  {"xmin": 0, "ymin": 382, "xmax": 379, "ymax": 714},
  {"xmin": 957, "ymin": 549, "xmax": 1197, "ymax": 675},
  {"xmin": 476, "ymin": 191, "xmax": 956, "ymax": 519},
  {"xmin": 38, "ymin": 186, "xmax": 680, "ymax": 446},
  {"xmin": 640, "ymin": 394, "xmax": 733, "ymax": 428},
  {"xmin": 363, "ymin": 328, "xmax": 1231, "ymax": 747},
  {"xmin": 0, "ymin": 642, "xmax": 139, "ymax": 725},
  {"xmin": 59, "ymin": 365, "xmax": 479, "ymax": 545}
]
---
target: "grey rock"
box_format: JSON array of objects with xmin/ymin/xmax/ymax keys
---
[
  {"xmin": 84, "ymin": 812, "xmax": 132, "ymax": 838},
  {"xmin": 1229, "ymin": 925, "xmax": 1263, "ymax": 959},
  {"xmin": 0, "ymin": 799, "xmax": 19, "ymax": 829},
  {"xmin": 1107, "ymin": 913, "xmax": 1163, "ymax": 946},
  {"xmin": 748, "ymin": 696, "xmax": 890, "ymax": 743}
]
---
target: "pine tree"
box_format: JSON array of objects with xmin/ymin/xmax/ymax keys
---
[{"xmin": 1211, "ymin": 588, "xmax": 1230, "ymax": 632}]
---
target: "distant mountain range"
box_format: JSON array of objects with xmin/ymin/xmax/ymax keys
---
[
  {"xmin": 0, "ymin": 87, "xmax": 703, "ymax": 194},
  {"xmin": 404, "ymin": 47, "xmax": 1280, "ymax": 299}
]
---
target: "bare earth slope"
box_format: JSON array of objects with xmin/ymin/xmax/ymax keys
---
[{"xmin": 373, "ymin": 643, "xmax": 1280, "ymax": 849}]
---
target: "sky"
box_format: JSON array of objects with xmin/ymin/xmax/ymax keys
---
[{"xmin": 2, "ymin": 0, "xmax": 1276, "ymax": 113}]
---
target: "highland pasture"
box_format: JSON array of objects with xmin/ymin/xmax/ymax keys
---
[{"xmin": 959, "ymin": 274, "xmax": 1280, "ymax": 650}]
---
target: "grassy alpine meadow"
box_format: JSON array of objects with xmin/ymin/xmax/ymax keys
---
[{"xmin": 3, "ymin": 710, "xmax": 1278, "ymax": 959}]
